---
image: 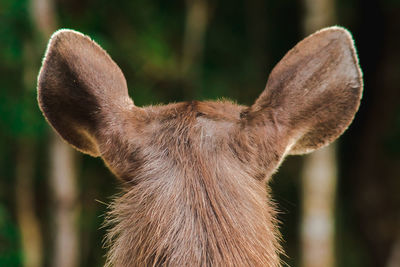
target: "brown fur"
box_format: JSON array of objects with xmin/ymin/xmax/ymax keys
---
[{"xmin": 37, "ymin": 27, "xmax": 363, "ymax": 266}]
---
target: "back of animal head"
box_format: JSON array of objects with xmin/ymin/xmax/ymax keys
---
[{"xmin": 37, "ymin": 27, "xmax": 362, "ymax": 266}]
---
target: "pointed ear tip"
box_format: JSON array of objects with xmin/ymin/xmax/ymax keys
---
[
  {"xmin": 38, "ymin": 28, "xmax": 99, "ymax": 83},
  {"xmin": 46, "ymin": 28, "xmax": 100, "ymax": 55},
  {"xmin": 50, "ymin": 28, "xmax": 86, "ymax": 42},
  {"xmin": 317, "ymin": 26, "xmax": 363, "ymax": 79},
  {"xmin": 316, "ymin": 26, "xmax": 356, "ymax": 45},
  {"xmin": 41, "ymin": 29, "xmax": 85, "ymax": 61}
]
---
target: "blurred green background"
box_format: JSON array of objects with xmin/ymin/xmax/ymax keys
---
[{"xmin": 0, "ymin": 0, "xmax": 399, "ymax": 266}]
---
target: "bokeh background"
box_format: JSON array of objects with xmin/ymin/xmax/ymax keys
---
[{"xmin": 0, "ymin": 0, "xmax": 399, "ymax": 266}]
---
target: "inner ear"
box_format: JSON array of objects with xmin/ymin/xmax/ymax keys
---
[
  {"xmin": 37, "ymin": 29, "xmax": 134, "ymax": 156},
  {"xmin": 249, "ymin": 26, "xmax": 363, "ymax": 155}
]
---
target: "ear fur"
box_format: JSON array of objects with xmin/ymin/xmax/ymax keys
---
[
  {"xmin": 37, "ymin": 29, "xmax": 134, "ymax": 156},
  {"xmin": 249, "ymin": 26, "xmax": 363, "ymax": 155}
]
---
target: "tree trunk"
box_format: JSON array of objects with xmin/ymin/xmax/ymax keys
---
[
  {"xmin": 181, "ymin": 0, "xmax": 209, "ymax": 98},
  {"xmin": 301, "ymin": 145, "xmax": 337, "ymax": 267},
  {"xmin": 301, "ymin": 1, "xmax": 336, "ymax": 267},
  {"xmin": 49, "ymin": 135, "xmax": 79, "ymax": 267},
  {"xmin": 30, "ymin": 0, "xmax": 80, "ymax": 266},
  {"xmin": 387, "ymin": 231, "xmax": 400, "ymax": 267},
  {"xmin": 15, "ymin": 141, "xmax": 43, "ymax": 267}
]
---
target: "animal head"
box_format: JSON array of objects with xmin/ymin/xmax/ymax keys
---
[{"xmin": 37, "ymin": 26, "xmax": 362, "ymax": 266}]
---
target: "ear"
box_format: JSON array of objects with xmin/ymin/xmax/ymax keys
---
[
  {"xmin": 249, "ymin": 26, "xmax": 363, "ymax": 155},
  {"xmin": 37, "ymin": 29, "xmax": 134, "ymax": 156}
]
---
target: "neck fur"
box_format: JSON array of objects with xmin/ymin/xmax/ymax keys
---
[{"xmin": 104, "ymin": 151, "xmax": 282, "ymax": 267}]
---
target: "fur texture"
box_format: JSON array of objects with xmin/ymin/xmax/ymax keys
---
[{"xmin": 37, "ymin": 27, "xmax": 363, "ymax": 266}]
